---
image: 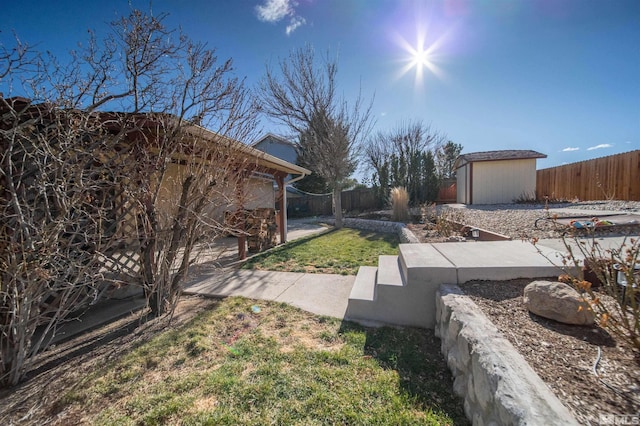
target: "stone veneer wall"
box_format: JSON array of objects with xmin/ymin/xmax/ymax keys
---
[
  {"xmin": 324, "ymin": 218, "xmax": 420, "ymax": 243},
  {"xmin": 435, "ymin": 284, "xmax": 579, "ymax": 426}
]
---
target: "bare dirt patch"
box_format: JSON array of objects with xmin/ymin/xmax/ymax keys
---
[{"xmin": 460, "ymin": 279, "xmax": 640, "ymax": 425}]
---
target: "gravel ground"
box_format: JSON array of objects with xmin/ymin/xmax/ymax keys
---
[{"xmin": 439, "ymin": 200, "xmax": 640, "ymax": 240}]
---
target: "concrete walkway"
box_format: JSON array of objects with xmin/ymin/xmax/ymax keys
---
[
  {"xmin": 183, "ymin": 269, "xmax": 355, "ymax": 319},
  {"xmin": 43, "ymin": 219, "xmax": 334, "ymax": 344},
  {"xmin": 45, "ymin": 216, "xmax": 637, "ymax": 348},
  {"xmin": 182, "ymin": 218, "xmax": 350, "ymax": 318}
]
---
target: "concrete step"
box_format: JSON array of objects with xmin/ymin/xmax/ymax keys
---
[
  {"xmin": 346, "ymin": 241, "xmax": 567, "ymax": 330},
  {"xmin": 345, "ymin": 266, "xmax": 379, "ymax": 325},
  {"xmin": 399, "ymin": 243, "xmax": 457, "ymax": 285},
  {"xmin": 430, "ymin": 241, "xmax": 563, "ymax": 282},
  {"xmin": 349, "ymin": 266, "xmax": 377, "ymax": 301},
  {"xmin": 376, "ymin": 255, "xmax": 405, "ymax": 287},
  {"xmin": 345, "ymin": 246, "xmax": 458, "ymax": 329}
]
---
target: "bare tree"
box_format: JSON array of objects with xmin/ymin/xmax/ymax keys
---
[
  {"xmin": 364, "ymin": 120, "xmax": 446, "ymax": 205},
  {"xmin": 259, "ymin": 46, "xmax": 373, "ymax": 228},
  {"xmin": 0, "ymin": 8, "xmax": 259, "ymax": 386}
]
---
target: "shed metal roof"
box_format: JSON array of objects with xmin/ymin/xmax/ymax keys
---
[{"xmin": 454, "ymin": 149, "xmax": 546, "ymax": 169}]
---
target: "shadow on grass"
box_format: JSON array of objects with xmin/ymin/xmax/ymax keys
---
[
  {"xmin": 1, "ymin": 298, "xmax": 222, "ymax": 398},
  {"xmin": 338, "ymin": 321, "xmax": 469, "ymax": 425},
  {"xmin": 354, "ymin": 228, "xmax": 401, "ymax": 244}
]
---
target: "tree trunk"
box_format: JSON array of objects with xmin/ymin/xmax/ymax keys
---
[
  {"xmin": 141, "ymin": 195, "xmax": 162, "ymax": 317},
  {"xmin": 333, "ymin": 187, "xmax": 343, "ymax": 229}
]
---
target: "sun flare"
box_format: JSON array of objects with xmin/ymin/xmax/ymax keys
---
[
  {"xmin": 394, "ymin": 22, "xmax": 449, "ymax": 89},
  {"xmin": 411, "ymin": 49, "xmax": 431, "ymax": 68}
]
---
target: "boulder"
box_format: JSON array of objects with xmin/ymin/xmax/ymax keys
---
[{"xmin": 523, "ymin": 280, "xmax": 595, "ymax": 326}]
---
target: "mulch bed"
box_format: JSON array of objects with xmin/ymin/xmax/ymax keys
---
[{"xmin": 460, "ymin": 279, "xmax": 639, "ymax": 425}]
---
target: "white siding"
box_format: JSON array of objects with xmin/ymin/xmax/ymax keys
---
[
  {"xmin": 456, "ymin": 164, "xmax": 468, "ymax": 204},
  {"xmin": 472, "ymin": 159, "xmax": 537, "ymax": 204}
]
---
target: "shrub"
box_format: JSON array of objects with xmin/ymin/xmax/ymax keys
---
[
  {"xmin": 419, "ymin": 202, "xmax": 437, "ymax": 224},
  {"xmin": 434, "ymin": 206, "xmax": 465, "ymax": 238},
  {"xmin": 390, "ymin": 187, "xmax": 409, "ymax": 222},
  {"xmin": 533, "ymin": 228, "xmax": 639, "ymax": 357}
]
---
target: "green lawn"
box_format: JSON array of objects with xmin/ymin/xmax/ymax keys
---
[
  {"xmin": 55, "ymin": 297, "xmax": 468, "ymax": 425},
  {"xmin": 242, "ymin": 228, "xmax": 400, "ymax": 275}
]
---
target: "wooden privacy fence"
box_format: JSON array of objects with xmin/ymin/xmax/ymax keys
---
[
  {"xmin": 287, "ymin": 184, "xmax": 458, "ymax": 218},
  {"xmin": 437, "ymin": 179, "xmax": 457, "ymax": 203},
  {"xmin": 287, "ymin": 188, "xmax": 380, "ymax": 218},
  {"xmin": 536, "ymin": 150, "xmax": 640, "ymax": 201}
]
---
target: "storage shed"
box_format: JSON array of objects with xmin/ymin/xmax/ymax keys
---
[{"xmin": 454, "ymin": 150, "xmax": 547, "ymax": 205}]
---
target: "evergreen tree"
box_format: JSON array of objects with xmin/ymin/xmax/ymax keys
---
[
  {"xmin": 436, "ymin": 141, "xmax": 463, "ymax": 179},
  {"xmin": 365, "ymin": 121, "xmax": 444, "ymax": 206}
]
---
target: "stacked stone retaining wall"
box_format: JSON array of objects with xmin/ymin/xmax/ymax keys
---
[{"xmin": 435, "ymin": 284, "xmax": 579, "ymax": 426}]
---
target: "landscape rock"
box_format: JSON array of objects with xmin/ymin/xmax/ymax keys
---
[
  {"xmin": 437, "ymin": 284, "xmax": 580, "ymax": 425},
  {"xmin": 523, "ymin": 280, "xmax": 595, "ymax": 325}
]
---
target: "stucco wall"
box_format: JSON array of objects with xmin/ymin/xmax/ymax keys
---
[
  {"xmin": 472, "ymin": 159, "xmax": 536, "ymax": 204},
  {"xmin": 156, "ymin": 163, "xmax": 275, "ymax": 226},
  {"xmin": 243, "ymin": 178, "xmax": 276, "ymax": 210}
]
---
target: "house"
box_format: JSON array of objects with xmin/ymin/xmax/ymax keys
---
[
  {"xmin": 251, "ymin": 133, "xmax": 298, "ymax": 169},
  {"xmin": 454, "ymin": 150, "xmax": 547, "ymax": 204},
  {"xmin": 251, "ymin": 133, "xmax": 307, "ymax": 231},
  {"xmin": 1, "ymin": 98, "xmax": 311, "ymax": 354},
  {"xmin": 178, "ymin": 127, "xmax": 309, "ymax": 248},
  {"xmin": 1, "ymin": 97, "xmax": 310, "ymax": 258}
]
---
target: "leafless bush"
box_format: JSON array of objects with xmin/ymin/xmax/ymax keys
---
[
  {"xmin": 419, "ymin": 202, "xmax": 437, "ymax": 224},
  {"xmin": 434, "ymin": 207, "xmax": 465, "ymax": 238},
  {"xmin": 0, "ymin": 8, "xmax": 259, "ymax": 386},
  {"xmin": 534, "ymin": 230, "xmax": 639, "ymax": 356}
]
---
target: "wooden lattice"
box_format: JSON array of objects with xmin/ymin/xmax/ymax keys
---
[{"xmin": 93, "ymin": 176, "xmax": 147, "ymax": 298}]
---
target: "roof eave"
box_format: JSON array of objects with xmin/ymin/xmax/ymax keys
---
[{"xmin": 184, "ymin": 125, "xmax": 310, "ymax": 177}]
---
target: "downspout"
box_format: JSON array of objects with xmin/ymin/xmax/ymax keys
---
[{"xmin": 286, "ymin": 172, "xmax": 307, "ymax": 185}]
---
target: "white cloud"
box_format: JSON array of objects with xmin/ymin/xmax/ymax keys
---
[
  {"xmin": 286, "ymin": 16, "xmax": 306, "ymax": 35},
  {"xmin": 256, "ymin": 0, "xmax": 291, "ymax": 22},
  {"xmin": 562, "ymin": 147, "xmax": 579, "ymax": 152},
  {"xmin": 255, "ymin": 0, "xmax": 306, "ymax": 35},
  {"xmin": 380, "ymin": 112, "xmax": 387, "ymax": 117},
  {"xmin": 587, "ymin": 143, "xmax": 613, "ymax": 151}
]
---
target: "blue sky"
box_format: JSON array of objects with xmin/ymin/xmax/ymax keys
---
[{"xmin": 1, "ymin": 0, "xmax": 639, "ymax": 173}]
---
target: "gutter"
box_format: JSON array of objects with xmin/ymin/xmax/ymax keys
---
[{"xmin": 286, "ymin": 172, "xmax": 308, "ymax": 185}]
